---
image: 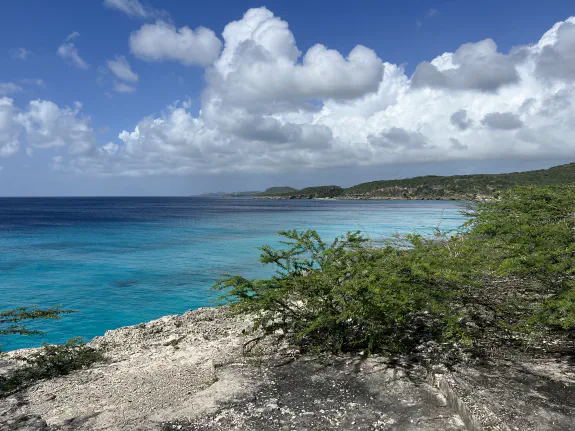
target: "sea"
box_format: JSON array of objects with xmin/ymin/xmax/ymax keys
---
[{"xmin": 0, "ymin": 197, "xmax": 467, "ymax": 350}]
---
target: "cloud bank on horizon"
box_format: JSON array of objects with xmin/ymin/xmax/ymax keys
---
[{"xmin": 2, "ymin": 2, "xmax": 575, "ymax": 176}]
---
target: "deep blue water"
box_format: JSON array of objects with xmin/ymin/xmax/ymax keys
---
[{"xmin": 0, "ymin": 197, "xmax": 466, "ymax": 350}]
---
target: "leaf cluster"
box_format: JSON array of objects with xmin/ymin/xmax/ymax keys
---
[
  {"xmin": 216, "ymin": 230, "xmax": 472, "ymax": 354},
  {"xmin": 0, "ymin": 338, "xmax": 104, "ymax": 396},
  {"xmin": 0, "ymin": 306, "xmax": 76, "ymax": 351}
]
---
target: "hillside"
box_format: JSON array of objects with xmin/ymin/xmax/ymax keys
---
[
  {"xmin": 198, "ymin": 191, "xmax": 262, "ymax": 197},
  {"xmin": 258, "ymin": 162, "xmax": 575, "ymax": 200},
  {"xmin": 262, "ymin": 186, "xmax": 297, "ymax": 194}
]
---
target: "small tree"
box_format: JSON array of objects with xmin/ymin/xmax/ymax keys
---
[
  {"xmin": 466, "ymin": 185, "xmax": 575, "ymax": 329},
  {"xmin": 215, "ymin": 229, "xmax": 470, "ymax": 354},
  {"xmin": 1, "ymin": 307, "xmax": 105, "ymax": 397},
  {"xmin": 0, "ymin": 306, "xmax": 75, "ymax": 351}
]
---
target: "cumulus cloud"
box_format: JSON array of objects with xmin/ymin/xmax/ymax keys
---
[
  {"xmin": 19, "ymin": 101, "xmax": 97, "ymax": 154},
  {"xmin": 57, "ymin": 32, "xmax": 89, "ymax": 69},
  {"xmin": 0, "ymin": 98, "xmax": 21, "ymax": 157},
  {"xmin": 369, "ymin": 127, "xmax": 429, "ymax": 150},
  {"xmin": 209, "ymin": 8, "xmax": 383, "ymax": 105},
  {"xmin": 130, "ymin": 21, "xmax": 222, "ymax": 66},
  {"xmin": 103, "ymin": 0, "xmax": 165, "ymax": 20},
  {"xmin": 481, "ymin": 112, "xmax": 524, "ymax": 130},
  {"xmin": 450, "ymin": 109, "xmax": 474, "ymax": 130},
  {"xmin": 0, "ymin": 98, "xmax": 97, "ymax": 157},
  {"xmin": 449, "ymin": 138, "xmax": 467, "ymax": 150},
  {"xmin": 107, "ymin": 56, "xmax": 138, "ymax": 82},
  {"xmin": 8, "ymin": 10, "xmax": 575, "ymax": 177},
  {"xmin": 534, "ymin": 21, "xmax": 575, "ymax": 81},
  {"xmin": 411, "ymin": 39, "xmax": 519, "ymax": 92}
]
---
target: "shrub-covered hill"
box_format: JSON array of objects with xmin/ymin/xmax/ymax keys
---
[
  {"xmin": 262, "ymin": 186, "xmax": 298, "ymax": 194},
  {"xmin": 258, "ymin": 162, "xmax": 575, "ymax": 200}
]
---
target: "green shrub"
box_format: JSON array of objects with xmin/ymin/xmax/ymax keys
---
[
  {"xmin": 466, "ymin": 185, "xmax": 575, "ymax": 328},
  {"xmin": 0, "ymin": 306, "xmax": 76, "ymax": 352},
  {"xmin": 216, "ymin": 230, "xmax": 471, "ymax": 354},
  {"xmin": 216, "ymin": 185, "xmax": 575, "ymax": 357},
  {"xmin": 0, "ymin": 338, "xmax": 104, "ymax": 396}
]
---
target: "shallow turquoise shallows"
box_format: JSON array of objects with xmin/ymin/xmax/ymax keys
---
[{"xmin": 0, "ymin": 197, "xmax": 467, "ymax": 350}]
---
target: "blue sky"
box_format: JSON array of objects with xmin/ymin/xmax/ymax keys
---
[{"xmin": 1, "ymin": 0, "xmax": 575, "ymax": 195}]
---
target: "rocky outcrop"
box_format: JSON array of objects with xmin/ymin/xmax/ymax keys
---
[
  {"xmin": 1, "ymin": 308, "xmax": 466, "ymax": 430},
  {"xmin": 1, "ymin": 307, "xmax": 573, "ymax": 430}
]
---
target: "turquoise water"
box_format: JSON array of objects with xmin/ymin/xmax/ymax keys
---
[{"xmin": 0, "ymin": 197, "xmax": 466, "ymax": 350}]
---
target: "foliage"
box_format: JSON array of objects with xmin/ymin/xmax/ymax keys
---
[
  {"xmin": 344, "ymin": 162, "xmax": 575, "ymax": 198},
  {"xmin": 216, "ymin": 230, "xmax": 472, "ymax": 354},
  {"xmin": 263, "ymin": 185, "xmax": 343, "ymax": 198},
  {"xmin": 0, "ymin": 338, "xmax": 104, "ymax": 396},
  {"xmin": 465, "ymin": 185, "xmax": 575, "ymax": 329},
  {"xmin": 260, "ymin": 186, "xmax": 297, "ymax": 195},
  {"xmin": 0, "ymin": 306, "xmax": 76, "ymax": 351},
  {"xmin": 260, "ymin": 162, "xmax": 575, "ymax": 199},
  {"xmin": 217, "ymin": 184, "xmax": 575, "ymax": 357}
]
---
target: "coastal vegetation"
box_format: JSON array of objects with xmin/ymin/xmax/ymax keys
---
[
  {"xmin": 217, "ymin": 184, "xmax": 575, "ymax": 359},
  {"xmin": 0, "ymin": 306, "xmax": 75, "ymax": 350},
  {"xmin": 257, "ymin": 162, "xmax": 575, "ymax": 200},
  {"xmin": 0, "ymin": 338, "xmax": 104, "ymax": 396},
  {"xmin": 0, "ymin": 307, "xmax": 103, "ymax": 396}
]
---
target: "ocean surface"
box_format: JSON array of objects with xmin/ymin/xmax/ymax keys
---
[{"xmin": 0, "ymin": 197, "xmax": 467, "ymax": 350}]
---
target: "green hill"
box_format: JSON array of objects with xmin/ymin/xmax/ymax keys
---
[
  {"xmin": 258, "ymin": 162, "xmax": 575, "ymax": 200},
  {"xmin": 262, "ymin": 185, "xmax": 343, "ymax": 199},
  {"xmin": 261, "ymin": 187, "xmax": 297, "ymax": 195}
]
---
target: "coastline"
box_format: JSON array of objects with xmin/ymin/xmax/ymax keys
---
[
  {"xmin": 255, "ymin": 196, "xmax": 475, "ymax": 201},
  {"xmin": 2, "ymin": 306, "xmax": 573, "ymax": 430},
  {"xmin": 252, "ymin": 194, "xmax": 493, "ymax": 201}
]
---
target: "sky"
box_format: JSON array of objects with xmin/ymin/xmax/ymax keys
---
[{"xmin": 1, "ymin": 0, "xmax": 575, "ymax": 196}]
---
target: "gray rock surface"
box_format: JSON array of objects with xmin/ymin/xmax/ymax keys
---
[
  {"xmin": 0, "ymin": 308, "xmax": 464, "ymax": 430},
  {"xmin": 447, "ymin": 358, "xmax": 575, "ymax": 430},
  {"xmin": 1, "ymin": 307, "xmax": 573, "ymax": 430}
]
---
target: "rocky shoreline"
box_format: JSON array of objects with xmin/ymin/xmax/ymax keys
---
[
  {"xmin": 1, "ymin": 307, "xmax": 573, "ymax": 430},
  {"xmin": 255, "ymin": 195, "xmax": 475, "ymax": 201}
]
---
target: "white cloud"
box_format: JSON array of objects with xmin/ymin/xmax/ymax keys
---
[
  {"xmin": 209, "ymin": 8, "xmax": 383, "ymax": 105},
  {"xmin": 107, "ymin": 56, "xmax": 138, "ymax": 82},
  {"xmin": 411, "ymin": 39, "xmax": 519, "ymax": 92},
  {"xmin": 15, "ymin": 10, "xmax": 575, "ymax": 177},
  {"xmin": 19, "ymin": 100, "xmax": 97, "ymax": 154},
  {"xmin": 9, "ymin": 47, "xmax": 31, "ymax": 60},
  {"xmin": 113, "ymin": 81, "xmax": 136, "ymax": 93},
  {"xmin": 0, "ymin": 98, "xmax": 21, "ymax": 157},
  {"xmin": 103, "ymin": 0, "xmax": 165, "ymax": 20},
  {"xmin": 57, "ymin": 32, "xmax": 89, "ymax": 69},
  {"xmin": 65, "ymin": 31, "xmax": 80, "ymax": 42},
  {"xmin": 450, "ymin": 109, "xmax": 474, "ymax": 130},
  {"xmin": 0, "ymin": 98, "xmax": 97, "ymax": 157},
  {"xmin": 130, "ymin": 21, "xmax": 222, "ymax": 66},
  {"xmin": 0, "ymin": 83, "xmax": 23, "ymax": 96},
  {"xmin": 481, "ymin": 112, "xmax": 524, "ymax": 130}
]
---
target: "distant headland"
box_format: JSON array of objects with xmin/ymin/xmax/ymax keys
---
[{"xmin": 199, "ymin": 162, "xmax": 575, "ymax": 200}]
